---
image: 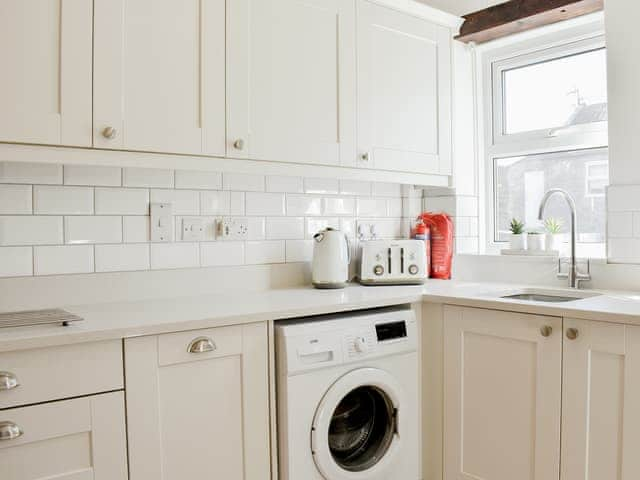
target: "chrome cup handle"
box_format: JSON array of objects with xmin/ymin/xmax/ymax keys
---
[
  {"xmin": 0, "ymin": 421, "xmax": 23, "ymax": 441},
  {"xmin": 187, "ymin": 336, "xmax": 217, "ymax": 354},
  {"xmin": 0, "ymin": 371, "xmax": 19, "ymax": 391}
]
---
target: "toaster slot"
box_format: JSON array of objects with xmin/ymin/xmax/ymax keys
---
[
  {"xmin": 401, "ymin": 248, "xmax": 405, "ymax": 273},
  {"xmin": 388, "ymin": 247, "xmax": 392, "ymax": 274}
]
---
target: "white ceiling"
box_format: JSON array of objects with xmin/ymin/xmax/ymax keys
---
[{"xmin": 416, "ymin": 0, "xmax": 504, "ymax": 17}]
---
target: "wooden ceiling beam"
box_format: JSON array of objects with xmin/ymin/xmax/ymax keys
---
[{"xmin": 455, "ymin": 0, "xmax": 604, "ymax": 44}]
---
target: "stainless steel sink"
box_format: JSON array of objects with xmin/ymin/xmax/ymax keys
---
[{"xmin": 498, "ymin": 288, "xmax": 600, "ymax": 303}]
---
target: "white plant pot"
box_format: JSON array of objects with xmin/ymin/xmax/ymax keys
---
[
  {"xmin": 509, "ymin": 233, "xmax": 527, "ymax": 250},
  {"xmin": 527, "ymin": 234, "xmax": 545, "ymax": 251},
  {"xmin": 546, "ymin": 234, "xmax": 563, "ymax": 253}
]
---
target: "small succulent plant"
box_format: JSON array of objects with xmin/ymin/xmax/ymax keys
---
[
  {"xmin": 544, "ymin": 217, "xmax": 563, "ymax": 234},
  {"xmin": 509, "ymin": 218, "xmax": 525, "ymax": 235}
]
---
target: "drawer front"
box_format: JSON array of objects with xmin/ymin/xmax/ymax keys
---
[
  {"xmin": 0, "ymin": 392, "xmax": 128, "ymax": 480},
  {"xmin": 158, "ymin": 325, "xmax": 243, "ymax": 366},
  {"xmin": 0, "ymin": 340, "xmax": 123, "ymax": 409}
]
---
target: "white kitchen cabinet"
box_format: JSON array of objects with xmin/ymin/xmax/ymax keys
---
[
  {"xmin": 0, "ymin": 392, "xmax": 128, "ymax": 480},
  {"xmin": 227, "ymin": 0, "xmax": 356, "ymax": 166},
  {"xmin": 125, "ymin": 322, "xmax": 271, "ymax": 480},
  {"xmin": 443, "ymin": 306, "xmax": 562, "ymax": 480},
  {"xmin": 0, "ymin": 0, "xmax": 93, "ymax": 147},
  {"xmin": 93, "ymin": 0, "xmax": 226, "ymax": 155},
  {"xmin": 357, "ymin": 0, "xmax": 452, "ymax": 175},
  {"xmin": 561, "ymin": 318, "xmax": 640, "ymax": 480}
]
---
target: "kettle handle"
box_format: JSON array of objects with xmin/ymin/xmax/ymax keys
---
[{"xmin": 345, "ymin": 234, "xmax": 351, "ymax": 264}]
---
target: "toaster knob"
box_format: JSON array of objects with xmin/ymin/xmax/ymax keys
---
[
  {"xmin": 373, "ymin": 265, "xmax": 384, "ymax": 276},
  {"xmin": 408, "ymin": 264, "xmax": 419, "ymax": 275}
]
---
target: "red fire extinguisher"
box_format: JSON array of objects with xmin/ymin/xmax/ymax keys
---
[{"xmin": 419, "ymin": 213, "xmax": 454, "ymax": 280}]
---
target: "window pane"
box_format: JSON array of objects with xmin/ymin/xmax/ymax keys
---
[
  {"xmin": 503, "ymin": 48, "xmax": 607, "ymax": 134},
  {"xmin": 494, "ymin": 148, "xmax": 608, "ymax": 243}
]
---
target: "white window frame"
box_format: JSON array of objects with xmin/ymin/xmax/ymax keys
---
[{"xmin": 478, "ymin": 14, "xmax": 608, "ymax": 257}]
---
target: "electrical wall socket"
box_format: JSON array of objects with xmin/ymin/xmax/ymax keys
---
[
  {"xmin": 150, "ymin": 203, "xmax": 173, "ymax": 242},
  {"xmin": 219, "ymin": 217, "xmax": 249, "ymax": 240},
  {"xmin": 181, "ymin": 217, "xmax": 206, "ymax": 241}
]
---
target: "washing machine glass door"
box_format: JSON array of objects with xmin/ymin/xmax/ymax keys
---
[{"xmin": 311, "ymin": 367, "xmax": 406, "ymax": 480}]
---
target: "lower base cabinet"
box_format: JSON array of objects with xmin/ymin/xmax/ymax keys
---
[
  {"xmin": 125, "ymin": 322, "xmax": 271, "ymax": 480},
  {"xmin": 0, "ymin": 391, "xmax": 128, "ymax": 480}
]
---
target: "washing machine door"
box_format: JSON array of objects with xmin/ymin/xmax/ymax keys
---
[{"xmin": 311, "ymin": 367, "xmax": 406, "ymax": 480}]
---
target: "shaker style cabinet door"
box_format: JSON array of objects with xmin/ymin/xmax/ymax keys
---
[
  {"xmin": 357, "ymin": 0, "xmax": 452, "ymax": 175},
  {"xmin": 561, "ymin": 319, "xmax": 640, "ymax": 480},
  {"xmin": 443, "ymin": 306, "xmax": 562, "ymax": 480},
  {"xmin": 93, "ymin": 0, "xmax": 226, "ymax": 155},
  {"xmin": 0, "ymin": 392, "xmax": 128, "ymax": 480},
  {"xmin": 227, "ymin": 0, "xmax": 356, "ymax": 166},
  {"xmin": 0, "ymin": 0, "xmax": 92, "ymax": 146},
  {"xmin": 125, "ymin": 322, "xmax": 271, "ymax": 480}
]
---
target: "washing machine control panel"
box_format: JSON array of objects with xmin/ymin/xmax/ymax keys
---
[{"xmin": 345, "ymin": 319, "xmax": 411, "ymax": 359}]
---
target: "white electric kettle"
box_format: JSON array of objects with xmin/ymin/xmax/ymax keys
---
[{"xmin": 312, "ymin": 227, "xmax": 350, "ymax": 289}]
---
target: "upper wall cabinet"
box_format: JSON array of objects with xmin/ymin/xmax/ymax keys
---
[
  {"xmin": 93, "ymin": 0, "xmax": 226, "ymax": 156},
  {"xmin": 357, "ymin": 0, "xmax": 452, "ymax": 175},
  {"xmin": 227, "ymin": 0, "xmax": 356, "ymax": 166},
  {"xmin": 0, "ymin": 0, "xmax": 93, "ymax": 147}
]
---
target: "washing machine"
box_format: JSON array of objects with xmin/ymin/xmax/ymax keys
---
[{"xmin": 276, "ymin": 306, "xmax": 420, "ymax": 480}]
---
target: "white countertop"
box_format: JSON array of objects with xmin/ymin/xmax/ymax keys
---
[{"xmin": 2, "ymin": 280, "xmax": 640, "ymax": 352}]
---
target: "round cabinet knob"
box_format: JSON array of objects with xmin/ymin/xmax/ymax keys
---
[
  {"xmin": 373, "ymin": 265, "xmax": 384, "ymax": 276},
  {"xmin": 566, "ymin": 328, "xmax": 579, "ymax": 340},
  {"xmin": 102, "ymin": 126, "xmax": 117, "ymax": 140},
  {"xmin": 408, "ymin": 264, "xmax": 419, "ymax": 275},
  {"xmin": 0, "ymin": 372, "xmax": 19, "ymax": 391},
  {"xmin": 540, "ymin": 325, "xmax": 553, "ymax": 338},
  {"xmin": 354, "ymin": 336, "xmax": 368, "ymax": 353},
  {"xmin": 0, "ymin": 421, "xmax": 23, "ymax": 441},
  {"xmin": 233, "ymin": 139, "xmax": 245, "ymax": 150}
]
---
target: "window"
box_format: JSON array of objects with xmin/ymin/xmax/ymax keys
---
[{"xmin": 483, "ymin": 21, "xmax": 608, "ymax": 257}]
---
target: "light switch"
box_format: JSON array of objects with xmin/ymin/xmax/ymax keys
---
[{"xmin": 150, "ymin": 203, "xmax": 173, "ymax": 242}]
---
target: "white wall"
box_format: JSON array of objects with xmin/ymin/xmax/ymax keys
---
[{"xmin": 416, "ymin": 0, "xmax": 502, "ymax": 17}]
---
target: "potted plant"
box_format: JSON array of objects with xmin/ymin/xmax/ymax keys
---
[
  {"xmin": 527, "ymin": 229, "xmax": 545, "ymax": 251},
  {"xmin": 509, "ymin": 218, "xmax": 526, "ymax": 250},
  {"xmin": 544, "ymin": 217, "xmax": 564, "ymax": 252}
]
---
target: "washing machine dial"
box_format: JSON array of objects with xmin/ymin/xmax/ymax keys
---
[{"xmin": 353, "ymin": 336, "xmax": 368, "ymax": 353}]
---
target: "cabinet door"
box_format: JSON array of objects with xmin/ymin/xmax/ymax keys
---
[
  {"xmin": 0, "ymin": 0, "xmax": 92, "ymax": 146},
  {"xmin": 561, "ymin": 319, "xmax": 640, "ymax": 480},
  {"xmin": 125, "ymin": 323, "xmax": 271, "ymax": 480},
  {"xmin": 357, "ymin": 0, "xmax": 452, "ymax": 175},
  {"xmin": 0, "ymin": 392, "xmax": 128, "ymax": 480},
  {"xmin": 94, "ymin": 0, "xmax": 225, "ymax": 155},
  {"xmin": 227, "ymin": 0, "xmax": 355, "ymax": 166},
  {"xmin": 443, "ymin": 306, "xmax": 561, "ymax": 480}
]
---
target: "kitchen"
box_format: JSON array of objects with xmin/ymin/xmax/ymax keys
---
[{"xmin": 1, "ymin": 0, "xmax": 639, "ymax": 479}]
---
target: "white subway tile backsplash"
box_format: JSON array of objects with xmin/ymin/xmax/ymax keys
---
[
  {"xmin": 285, "ymin": 240, "xmax": 313, "ymax": 262},
  {"xmin": 246, "ymin": 192, "xmax": 286, "ymax": 216},
  {"xmin": 64, "ymin": 165, "xmax": 121, "ymax": 187},
  {"xmin": 95, "ymin": 188, "xmax": 149, "ymax": 215},
  {"xmin": 150, "ymin": 243, "xmax": 199, "ymax": 270},
  {"xmin": 306, "ymin": 218, "xmax": 339, "ymax": 239},
  {"xmin": 372, "ymin": 182, "xmax": 402, "ymax": 197},
  {"xmin": 324, "ymin": 197, "xmax": 355, "ymax": 216},
  {"xmin": 123, "ymin": 168, "xmax": 174, "ymax": 188},
  {"xmin": 34, "ymin": 245, "xmax": 94, "ymax": 275},
  {"xmin": 633, "ymin": 213, "xmax": 640, "ymax": 238},
  {"xmin": 388, "ymin": 198, "xmax": 403, "ymax": 217},
  {"xmin": 287, "ymin": 195, "xmax": 322, "ymax": 216},
  {"xmin": 0, "ymin": 185, "xmax": 32, "ymax": 214},
  {"xmin": 230, "ymin": 192, "xmax": 245, "ymax": 215},
  {"xmin": 402, "ymin": 197, "xmax": 421, "ymax": 218},
  {"xmin": 357, "ymin": 198, "xmax": 387, "ymax": 217},
  {"xmin": 247, "ymin": 217, "xmax": 266, "ymax": 240},
  {"xmin": 0, "ymin": 247, "xmax": 33, "ymax": 277},
  {"xmin": 95, "ymin": 244, "xmax": 150, "ymax": 272},
  {"xmin": 175, "ymin": 170, "xmax": 222, "ymax": 190},
  {"xmin": 609, "ymin": 212, "xmax": 633, "ymax": 238},
  {"xmin": 266, "ymin": 176, "xmax": 304, "ymax": 193},
  {"xmin": 608, "ymin": 185, "xmax": 640, "ymax": 212},
  {"xmin": 304, "ymin": 178, "xmax": 339, "ymax": 194},
  {"xmin": 200, "ymin": 242, "xmax": 245, "ymax": 266},
  {"xmin": 65, "ymin": 216, "xmax": 122, "ymax": 244},
  {"xmin": 34, "ymin": 186, "xmax": 93, "ymax": 215},
  {"xmin": 123, "ymin": 216, "xmax": 150, "ymax": 243},
  {"xmin": 0, "ymin": 216, "xmax": 63, "ymax": 245},
  {"xmin": 246, "ymin": 240, "xmax": 285, "ymax": 264},
  {"xmin": 425, "ymin": 196, "xmax": 456, "ymax": 215},
  {"xmin": 340, "ymin": 180, "xmax": 371, "ymax": 196},
  {"xmin": 0, "ymin": 162, "xmax": 62, "ymax": 185},
  {"xmin": 608, "ymin": 238, "xmax": 640, "ymax": 263},
  {"xmin": 456, "ymin": 196, "xmax": 478, "ymax": 217},
  {"xmin": 200, "ymin": 191, "xmax": 230, "ymax": 215},
  {"xmin": 150, "ymin": 189, "xmax": 199, "ymax": 215},
  {"xmin": 223, "ymin": 173, "xmax": 264, "ymax": 192},
  {"xmin": 266, "ymin": 217, "xmax": 304, "ymax": 240}
]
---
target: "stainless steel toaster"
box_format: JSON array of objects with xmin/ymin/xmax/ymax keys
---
[{"xmin": 359, "ymin": 239, "xmax": 428, "ymax": 285}]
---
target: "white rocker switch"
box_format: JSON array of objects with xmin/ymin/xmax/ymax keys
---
[{"xmin": 150, "ymin": 203, "xmax": 173, "ymax": 242}]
